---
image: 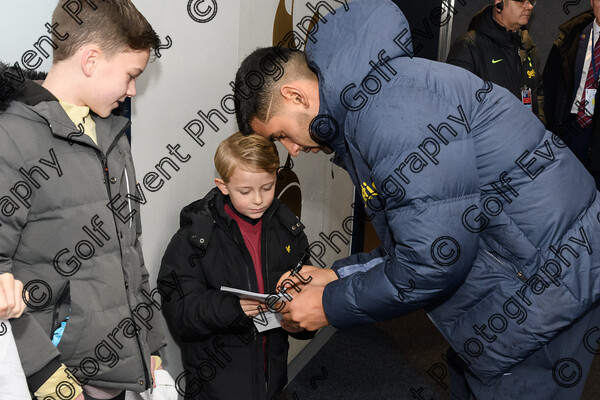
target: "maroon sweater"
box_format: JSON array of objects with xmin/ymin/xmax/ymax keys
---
[{"xmin": 224, "ymin": 204, "xmax": 268, "ymax": 371}]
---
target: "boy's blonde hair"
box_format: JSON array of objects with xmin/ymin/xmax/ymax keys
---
[
  {"xmin": 215, "ymin": 132, "xmax": 280, "ymax": 182},
  {"xmin": 52, "ymin": 0, "xmax": 160, "ymax": 62}
]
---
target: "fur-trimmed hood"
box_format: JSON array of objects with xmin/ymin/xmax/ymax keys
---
[{"xmin": 0, "ymin": 62, "xmax": 47, "ymax": 112}]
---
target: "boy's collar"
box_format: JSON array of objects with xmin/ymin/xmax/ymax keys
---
[{"xmin": 224, "ymin": 196, "xmax": 269, "ymax": 226}]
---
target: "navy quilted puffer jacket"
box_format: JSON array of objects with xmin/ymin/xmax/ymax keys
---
[{"xmin": 309, "ymin": 0, "xmax": 600, "ymax": 382}]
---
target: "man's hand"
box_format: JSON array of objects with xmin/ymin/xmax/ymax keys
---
[
  {"xmin": 280, "ymin": 319, "xmax": 304, "ymax": 333},
  {"xmin": 281, "ymin": 285, "xmax": 329, "ymax": 331},
  {"xmin": 240, "ymin": 299, "xmax": 262, "ymax": 317},
  {"xmin": 277, "ymin": 266, "xmax": 338, "ymax": 290},
  {"xmin": 0, "ymin": 273, "xmax": 27, "ymax": 319}
]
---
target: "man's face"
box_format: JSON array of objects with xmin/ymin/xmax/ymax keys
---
[
  {"xmin": 250, "ymin": 111, "xmax": 325, "ymax": 156},
  {"xmin": 592, "ymin": 0, "xmax": 600, "ymax": 24},
  {"xmin": 498, "ymin": 0, "xmax": 534, "ymax": 31},
  {"xmin": 87, "ymin": 49, "xmax": 150, "ymax": 118},
  {"xmin": 216, "ymin": 168, "xmax": 276, "ymax": 219}
]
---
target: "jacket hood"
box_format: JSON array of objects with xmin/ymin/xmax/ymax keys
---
[
  {"xmin": 305, "ymin": 0, "xmax": 410, "ymax": 155},
  {"xmin": 179, "ymin": 187, "xmax": 221, "ymax": 228},
  {"xmin": 468, "ymin": 5, "xmax": 532, "ymax": 51},
  {"xmin": 0, "ymin": 62, "xmax": 49, "ymax": 112}
]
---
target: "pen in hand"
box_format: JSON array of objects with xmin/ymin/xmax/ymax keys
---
[
  {"xmin": 290, "ymin": 252, "xmax": 310, "ymax": 276},
  {"xmin": 278, "ymin": 252, "xmax": 311, "ymax": 299}
]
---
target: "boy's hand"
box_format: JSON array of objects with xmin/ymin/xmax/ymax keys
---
[
  {"xmin": 0, "ymin": 273, "xmax": 27, "ymax": 319},
  {"xmin": 277, "ymin": 266, "xmax": 337, "ymax": 290},
  {"xmin": 240, "ymin": 299, "xmax": 263, "ymax": 317}
]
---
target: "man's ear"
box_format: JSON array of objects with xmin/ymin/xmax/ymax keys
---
[
  {"xmin": 215, "ymin": 178, "xmax": 229, "ymax": 195},
  {"xmin": 81, "ymin": 45, "xmax": 101, "ymax": 77},
  {"xmin": 280, "ymin": 83, "xmax": 310, "ymax": 109}
]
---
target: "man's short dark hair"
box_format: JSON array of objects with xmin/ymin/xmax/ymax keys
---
[{"xmin": 234, "ymin": 47, "xmax": 313, "ymax": 135}]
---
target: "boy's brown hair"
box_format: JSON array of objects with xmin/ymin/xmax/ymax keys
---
[
  {"xmin": 215, "ymin": 132, "xmax": 280, "ymax": 182},
  {"xmin": 52, "ymin": 0, "xmax": 160, "ymax": 62}
]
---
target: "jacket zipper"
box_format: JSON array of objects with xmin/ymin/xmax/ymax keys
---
[
  {"xmin": 485, "ymin": 249, "xmax": 528, "ymax": 283},
  {"xmin": 261, "ymin": 208, "xmax": 276, "ymax": 397},
  {"xmin": 43, "ymin": 116, "xmax": 151, "ymax": 386},
  {"xmin": 230, "ymin": 227, "xmax": 259, "ymax": 399},
  {"xmin": 94, "ymin": 121, "xmax": 152, "ymax": 389}
]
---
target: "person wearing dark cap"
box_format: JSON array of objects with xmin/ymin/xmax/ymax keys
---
[{"xmin": 447, "ymin": 0, "xmax": 544, "ymax": 125}]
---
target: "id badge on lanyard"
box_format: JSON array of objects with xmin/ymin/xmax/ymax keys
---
[
  {"xmin": 521, "ymin": 86, "xmax": 532, "ymax": 111},
  {"xmin": 587, "ymin": 29, "xmax": 600, "ymax": 116},
  {"xmin": 585, "ymin": 88, "xmax": 596, "ymax": 117}
]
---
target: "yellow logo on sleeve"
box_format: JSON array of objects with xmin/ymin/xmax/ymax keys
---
[{"xmin": 361, "ymin": 182, "xmax": 379, "ymax": 206}]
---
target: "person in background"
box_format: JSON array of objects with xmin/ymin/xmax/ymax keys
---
[
  {"xmin": 544, "ymin": 4, "xmax": 600, "ymax": 189},
  {"xmin": 447, "ymin": 0, "xmax": 545, "ymax": 125}
]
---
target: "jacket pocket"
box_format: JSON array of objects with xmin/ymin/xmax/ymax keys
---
[
  {"xmin": 482, "ymin": 249, "xmax": 528, "ymax": 284},
  {"xmin": 55, "ymin": 280, "xmax": 89, "ymax": 362},
  {"xmin": 50, "ymin": 281, "xmax": 71, "ymax": 340}
]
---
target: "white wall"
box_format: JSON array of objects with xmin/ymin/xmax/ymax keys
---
[
  {"xmin": 132, "ymin": 0, "xmax": 355, "ymax": 383},
  {"xmin": 0, "ymin": 1, "xmax": 56, "ymax": 71},
  {"xmin": 0, "ymin": 0, "xmax": 354, "ymax": 395}
]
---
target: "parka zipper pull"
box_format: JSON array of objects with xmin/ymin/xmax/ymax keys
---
[
  {"xmin": 102, "ymin": 157, "xmax": 109, "ymax": 178},
  {"xmin": 485, "ymin": 250, "xmax": 528, "ymax": 282}
]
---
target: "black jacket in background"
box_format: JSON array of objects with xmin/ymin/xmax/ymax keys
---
[
  {"xmin": 543, "ymin": 10, "xmax": 600, "ymax": 173},
  {"xmin": 447, "ymin": 4, "xmax": 545, "ymax": 125},
  {"xmin": 158, "ymin": 188, "xmax": 311, "ymax": 400}
]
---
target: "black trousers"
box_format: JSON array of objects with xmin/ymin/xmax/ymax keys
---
[{"xmin": 564, "ymin": 117, "xmax": 600, "ymax": 190}]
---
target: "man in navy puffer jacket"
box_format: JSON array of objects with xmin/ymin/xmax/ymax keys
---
[{"xmin": 235, "ymin": 0, "xmax": 600, "ymax": 398}]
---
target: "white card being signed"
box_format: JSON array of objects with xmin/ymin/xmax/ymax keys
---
[{"xmin": 220, "ymin": 286, "xmax": 287, "ymax": 332}]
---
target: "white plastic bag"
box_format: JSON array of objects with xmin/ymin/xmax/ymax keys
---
[
  {"xmin": 125, "ymin": 370, "xmax": 178, "ymax": 400},
  {"xmin": 0, "ymin": 319, "xmax": 31, "ymax": 400}
]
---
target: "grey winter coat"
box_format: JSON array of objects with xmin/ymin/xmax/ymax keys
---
[{"xmin": 0, "ymin": 64, "xmax": 165, "ymax": 392}]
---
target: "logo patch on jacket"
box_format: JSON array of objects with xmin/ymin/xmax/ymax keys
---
[
  {"xmin": 285, "ymin": 245, "xmax": 291, "ymax": 253},
  {"xmin": 361, "ymin": 182, "xmax": 379, "ymax": 206},
  {"xmin": 527, "ymin": 69, "xmax": 535, "ymax": 79},
  {"xmin": 491, "ymin": 58, "xmax": 503, "ymax": 64}
]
